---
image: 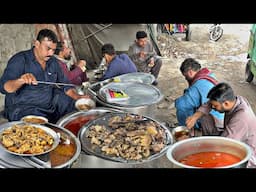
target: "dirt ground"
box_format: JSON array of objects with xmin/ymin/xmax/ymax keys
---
[
  {"xmin": 154, "ymin": 24, "xmax": 256, "ymax": 126},
  {"xmin": 1, "ymin": 24, "xmax": 254, "ymax": 168}
]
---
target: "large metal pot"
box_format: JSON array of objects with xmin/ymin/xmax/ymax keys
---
[
  {"xmin": 166, "ymin": 136, "xmax": 252, "ymax": 168},
  {"xmin": 88, "ymin": 82, "xmax": 163, "ymax": 119}
]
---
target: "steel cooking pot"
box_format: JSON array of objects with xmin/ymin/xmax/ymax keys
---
[{"xmin": 166, "ymin": 136, "xmax": 252, "ymax": 168}]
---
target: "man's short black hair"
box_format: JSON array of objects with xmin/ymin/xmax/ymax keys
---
[
  {"xmin": 180, "ymin": 58, "xmax": 201, "ymax": 73},
  {"xmin": 54, "ymin": 41, "xmax": 64, "ymax": 55},
  {"xmin": 136, "ymin": 31, "xmax": 147, "ymax": 39},
  {"xmin": 207, "ymin": 82, "xmax": 236, "ymax": 103},
  {"xmin": 36, "ymin": 29, "xmax": 58, "ymax": 43},
  {"xmin": 101, "ymin": 43, "xmax": 116, "ymax": 56}
]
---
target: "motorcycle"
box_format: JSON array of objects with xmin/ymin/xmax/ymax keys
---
[{"xmin": 209, "ymin": 24, "xmax": 223, "ymax": 41}]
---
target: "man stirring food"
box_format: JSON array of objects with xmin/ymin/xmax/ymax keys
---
[{"xmin": 0, "ymin": 29, "xmax": 90, "ymax": 123}]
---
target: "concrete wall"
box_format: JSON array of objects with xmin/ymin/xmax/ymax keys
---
[
  {"xmin": 0, "ymin": 24, "xmax": 35, "ymax": 75},
  {"xmin": 0, "ymin": 24, "xmax": 35, "ymax": 111}
]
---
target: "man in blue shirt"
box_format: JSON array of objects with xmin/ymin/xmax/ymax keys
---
[
  {"xmin": 175, "ymin": 58, "xmax": 224, "ymax": 131},
  {"xmin": 0, "ymin": 29, "xmax": 90, "ymax": 123},
  {"xmin": 100, "ymin": 43, "xmax": 137, "ymax": 81}
]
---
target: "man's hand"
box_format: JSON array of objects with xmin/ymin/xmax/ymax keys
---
[
  {"xmin": 77, "ymin": 60, "xmax": 87, "ymax": 72},
  {"xmin": 147, "ymin": 57, "xmax": 155, "ymax": 67},
  {"xmin": 4, "ymin": 73, "xmax": 37, "ymax": 93},
  {"xmin": 186, "ymin": 111, "xmax": 204, "ymax": 129},
  {"xmin": 186, "ymin": 116, "xmax": 197, "ymax": 129},
  {"xmin": 65, "ymin": 88, "xmax": 91, "ymax": 100},
  {"xmin": 20, "ymin": 73, "xmax": 37, "ymax": 85},
  {"xmin": 139, "ymin": 51, "xmax": 146, "ymax": 58}
]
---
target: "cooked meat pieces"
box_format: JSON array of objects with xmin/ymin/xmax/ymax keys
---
[
  {"xmin": 0, "ymin": 124, "xmax": 54, "ymax": 154},
  {"xmin": 85, "ymin": 115, "xmax": 167, "ymax": 161}
]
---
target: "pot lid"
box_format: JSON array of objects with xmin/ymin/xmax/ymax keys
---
[
  {"xmin": 114, "ymin": 72, "xmax": 155, "ymax": 84},
  {"xmin": 98, "ymin": 82, "xmax": 163, "ymax": 107}
]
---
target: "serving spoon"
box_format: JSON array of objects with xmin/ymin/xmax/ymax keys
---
[{"xmin": 34, "ymin": 81, "xmax": 76, "ymax": 87}]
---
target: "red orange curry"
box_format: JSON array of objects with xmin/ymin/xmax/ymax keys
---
[
  {"xmin": 179, "ymin": 151, "xmax": 241, "ymax": 168},
  {"xmin": 64, "ymin": 115, "xmax": 97, "ymax": 136}
]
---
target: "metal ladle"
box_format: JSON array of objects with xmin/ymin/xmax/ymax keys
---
[{"xmin": 33, "ymin": 81, "xmax": 91, "ymax": 95}]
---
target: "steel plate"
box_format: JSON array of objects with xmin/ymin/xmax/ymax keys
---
[
  {"xmin": 0, "ymin": 121, "xmax": 81, "ymax": 168},
  {"xmin": 0, "ymin": 122, "xmax": 60, "ymax": 157}
]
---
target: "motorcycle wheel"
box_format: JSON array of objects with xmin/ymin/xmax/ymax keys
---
[
  {"xmin": 245, "ymin": 60, "xmax": 254, "ymax": 83},
  {"xmin": 209, "ymin": 26, "xmax": 223, "ymax": 41}
]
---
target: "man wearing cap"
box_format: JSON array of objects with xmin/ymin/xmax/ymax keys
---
[{"xmin": 128, "ymin": 31, "xmax": 162, "ymax": 85}]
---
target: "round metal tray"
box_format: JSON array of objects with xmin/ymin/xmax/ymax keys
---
[
  {"xmin": 98, "ymin": 82, "xmax": 163, "ymax": 107},
  {"xmin": 0, "ymin": 123, "xmax": 59, "ymax": 157},
  {"xmin": 78, "ymin": 112, "xmax": 173, "ymax": 164},
  {"xmin": 0, "ymin": 121, "xmax": 81, "ymax": 168}
]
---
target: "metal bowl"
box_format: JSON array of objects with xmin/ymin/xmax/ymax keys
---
[
  {"xmin": 75, "ymin": 98, "xmax": 96, "ymax": 111},
  {"xmin": 166, "ymin": 136, "xmax": 252, "ymax": 168},
  {"xmin": 21, "ymin": 115, "xmax": 48, "ymax": 124},
  {"xmin": 171, "ymin": 126, "xmax": 190, "ymax": 142}
]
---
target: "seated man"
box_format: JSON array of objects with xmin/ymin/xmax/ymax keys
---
[
  {"xmin": 175, "ymin": 58, "xmax": 224, "ymax": 130},
  {"xmin": 54, "ymin": 41, "xmax": 89, "ymax": 85},
  {"xmin": 0, "ymin": 29, "xmax": 90, "ymax": 123},
  {"xmin": 186, "ymin": 82, "xmax": 256, "ymax": 168},
  {"xmin": 100, "ymin": 43, "xmax": 137, "ymax": 81},
  {"xmin": 128, "ymin": 30, "xmax": 162, "ymax": 85}
]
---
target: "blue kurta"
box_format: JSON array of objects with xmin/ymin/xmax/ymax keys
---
[
  {"xmin": 0, "ymin": 48, "xmax": 75, "ymax": 123},
  {"xmin": 100, "ymin": 54, "xmax": 137, "ymax": 81},
  {"xmin": 175, "ymin": 73, "xmax": 224, "ymax": 128}
]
